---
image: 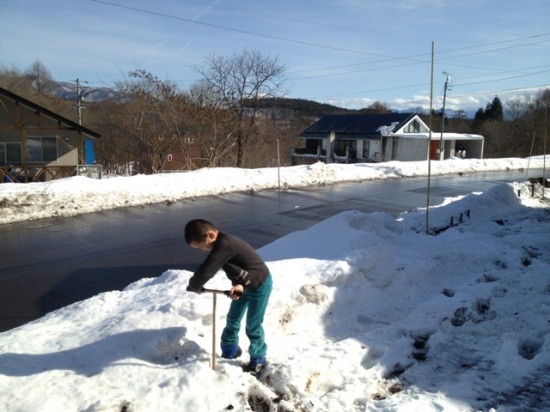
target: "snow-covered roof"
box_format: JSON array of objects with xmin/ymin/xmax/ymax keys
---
[{"xmin": 398, "ymin": 132, "xmax": 484, "ymax": 141}]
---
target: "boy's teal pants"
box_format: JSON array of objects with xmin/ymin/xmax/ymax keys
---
[{"xmin": 221, "ymin": 274, "xmax": 272, "ymax": 359}]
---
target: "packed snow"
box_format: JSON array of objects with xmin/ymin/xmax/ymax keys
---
[
  {"xmin": 0, "ymin": 157, "xmax": 546, "ymax": 225},
  {"xmin": 1, "ymin": 158, "xmax": 549, "ymax": 412}
]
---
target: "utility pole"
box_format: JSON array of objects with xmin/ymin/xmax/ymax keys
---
[
  {"xmin": 544, "ymin": 98, "xmax": 548, "ymax": 199},
  {"xmin": 438, "ymin": 72, "xmax": 451, "ymax": 160},
  {"xmin": 73, "ymin": 78, "xmax": 89, "ymax": 166},
  {"xmin": 426, "ymin": 41, "xmax": 435, "ymax": 235},
  {"xmin": 73, "ymin": 78, "xmax": 88, "ymax": 125}
]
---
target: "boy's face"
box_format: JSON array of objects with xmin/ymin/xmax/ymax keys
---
[{"xmin": 189, "ymin": 229, "xmax": 217, "ymax": 252}]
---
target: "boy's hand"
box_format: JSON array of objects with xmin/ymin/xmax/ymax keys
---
[
  {"xmin": 229, "ymin": 284, "xmax": 244, "ymax": 300},
  {"xmin": 186, "ymin": 284, "xmax": 203, "ymax": 294}
]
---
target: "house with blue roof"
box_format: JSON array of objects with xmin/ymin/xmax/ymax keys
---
[{"xmin": 293, "ymin": 113, "xmax": 484, "ymax": 164}]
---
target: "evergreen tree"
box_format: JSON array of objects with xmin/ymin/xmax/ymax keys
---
[
  {"xmin": 485, "ymin": 96, "xmax": 503, "ymax": 121},
  {"xmin": 472, "ymin": 108, "xmax": 486, "ymax": 130}
]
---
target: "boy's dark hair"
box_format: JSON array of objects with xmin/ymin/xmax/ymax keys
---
[{"xmin": 185, "ymin": 219, "xmax": 218, "ymax": 244}]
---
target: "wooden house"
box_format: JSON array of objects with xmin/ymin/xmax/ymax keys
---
[{"xmin": 0, "ymin": 87, "xmax": 101, "ymax": 183}]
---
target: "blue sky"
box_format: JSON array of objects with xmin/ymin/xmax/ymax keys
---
[{"xmin": 1, "ymin": 0, "xmax": 549, "ymax": 114}]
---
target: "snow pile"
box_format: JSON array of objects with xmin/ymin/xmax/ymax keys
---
[
  {"xmin": 1, "ymin": 157, "xmax": 546, "ymax": 224},
  {"xmin": 1, "ymin": 177, "xmax": 549, "ymax": 411}
]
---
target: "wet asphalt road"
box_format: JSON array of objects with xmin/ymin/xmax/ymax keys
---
[{"xmin": 0, "ymin": 169, "xmax": 538, "ymax": 332}]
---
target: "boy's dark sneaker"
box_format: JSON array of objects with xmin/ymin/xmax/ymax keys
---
[
  {"xmin": 221, "ymin": 344, "xmax": 242, "ymax": 359},
  {"xmin": 242, "ymin": 362, "xmax": 266, "ymax": 375},
  {"xmin": 242, "ymin": 356, "xmax": 266, "ymax": 375}
]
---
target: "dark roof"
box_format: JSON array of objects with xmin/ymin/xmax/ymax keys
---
[
  {"xmin": 299, "ymin": 113, "xmax": 415, "ymax": 139},
  {"xmin": 0, "ymin": 87, "xmax": 101, "ymax": 139}
]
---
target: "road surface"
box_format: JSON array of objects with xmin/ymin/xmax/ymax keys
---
[{"xmin": 0, "ymin": 169, "xmax": 539, "ymax": 331}]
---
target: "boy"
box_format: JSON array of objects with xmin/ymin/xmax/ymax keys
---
[{"xmin": 185, "ymin": 219, "xmax": 272, "ymax": 373}]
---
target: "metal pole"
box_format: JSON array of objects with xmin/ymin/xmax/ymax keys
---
[
  {"xmin": 73, "ymin": 78, "xmax": 87, "ymax": 126},
  {"xmin": 543, "ymin": 102, "xmax": 548, "ymax": 199},
  {"xmin": 201, "ymin": 287, "xmax": 242, "ymax": 370},
  {"xmin": 439, "ymin": 73, "xmax": 450, "ymax": 159},
  {"xmin": 200, "ymin": 289, "xmax": 224, "ymax": 370},
  {"xmin": 202, "ymin": 288, "xmax": 231, "ymax": 295},
  {"xmin": 426, "ymin": 41, "xmax": 435, "ymax": 235},
  {"xmin": 212, "ymin": 292, "xmax": 217, "ymax": 370},
  {"xmin": 73, "ymin": 78, "xmax": 87, "ymax": 165},
  {"xmin": 277, "ymin": 139, "xmax": 282, "ymax": 234}
]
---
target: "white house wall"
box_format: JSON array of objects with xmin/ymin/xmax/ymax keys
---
[
  {"xmin": 371, "ymin": 140, "xmax": 381, "ymax": 160},
  {"xmin": 385, "ymin": 136, "xmax": 394, "ymax": 161},
  {"xmin": 394, "ymin": 115, "xmax": 430, "ymax": 134},
  {"xmin": 357, "ymin": 139, "xmax": 381, "ymax": 161},
  {"xmin": 396, "ymin": 138, "xmax": 429, "ymax": 161},
  {"xmin": 306, "ymin": 116, "xmax": 484, "ymax": 164}
]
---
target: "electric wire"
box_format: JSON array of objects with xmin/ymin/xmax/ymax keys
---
[{"xmin": 90, "ymin": 0, "xmax": 550, "ymax": 103}]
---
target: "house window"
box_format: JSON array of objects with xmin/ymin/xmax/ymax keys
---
[
  {"xmin": 334, "ymin": 140, "xmax": 356, "ymax": 156},
  {"xmin": 363, "ymin": 140, "xmax": 370, "ymax": 158},
  {"xmin": 27, "ymin": 137, "xmax": 58, "ymax": 163},
  {"xmin": 404, "ymin": 120, "xmax": 421, "ymax": 133},
  {"xmin": 305, "ymin": 139, "xmax": 322, "ymax": 151},
  {"xmin": 0, "ymin": 143, "xmax": 22, "ymax": 165}
]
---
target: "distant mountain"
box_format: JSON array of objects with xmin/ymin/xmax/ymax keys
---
[
  {"xmin": 252, "ymin": 97, "xmax": 353, "ymax": 117},
  {"xmin": 53, "ymin": 83, "xmax": 469, "ymax": 118},
  {"xmin": 52, "ymin": 82, "xmax": 122, "ymax": 102},
  {"xmin": 50, "ymin": 83, "xmax": 354, "ymax": 116}
]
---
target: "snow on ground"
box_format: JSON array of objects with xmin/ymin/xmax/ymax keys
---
[
  {"xmin": 0, "ymin": 157, "xmax": 546, "ymax": 225},
  {"xmin": 0, "ymin": 158, "xmax": 549, "ymax": 411}
]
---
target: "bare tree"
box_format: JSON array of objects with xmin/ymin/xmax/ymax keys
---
[
  {"xmin": 506, "ymin": 95, "xmax": 531, "ymax": 121},
  {"xmin": 0, "ymin": 65, "xmax": 31, "ymax": 94},
  {"xmin": 113, "ymin": 70, "xmax": 191, "ymax": 173},
  {"xmin": 87, "ymin": 100, "xmax": 140, "ymax": 174},
  {"xmin": 193, "ymin": 48, "xmax": 286, "ymax": 167},
  {"xmin": 187, "ymin": 81, "xmax": 239, "ymax": 167},
  {"xmin": 25, "ymin": 60, "xmax": 55, "ymax": 94},
  {"xmin": 360, "ymin": 101, "xmax": 390, "ymax": 113},
  {"xmin": 192, "ymin": 106, "xmax": 238, "ymax": 167}
]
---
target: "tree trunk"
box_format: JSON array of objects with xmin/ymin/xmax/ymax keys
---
[{"xmin": 236, "ymin": 133, "xmax": 245, "ymax": 167}]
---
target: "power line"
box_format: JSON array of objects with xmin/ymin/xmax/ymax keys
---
[
  {"xmin": 312, "ymin": 84, "xmax": 549, "ymax": 111},
  {"xmin": 448, "ymin": 84, "xmax": 549, "ymax": 99},
  {"xmin": 287, "ymin": 56, "xmax": 550, "ymax": 88},
  {"xmin": 438, "ymin": 39, "xmax": 550, "ymax": 63},
  {"xmin": 179, "ymin": 0, "xmax": 433, "ymax": 40},
  {"xmin": 90, "ymin": 0, "xmax": 549, "ymax": 106},
  {"xmin": 94, "ymin": 0, "xmax": 549, "ymax": 69},
  {"xmin": 91, "ymin": 0, "xmax": 400, "ymax": 59},
  {"xmin": 453, "ymin": 68, "xmax": 550, "ymax": 87},
  {"xmin": 92, "ymin": 0, "xmax": 549, "ymax": 94},
  {"xmin": 311, "ymin": 71, "xmax": 550, "ymax": 101},
  {"xmin": 287, "ymin": 37, "xmax": 550, "ymax": 80}
]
